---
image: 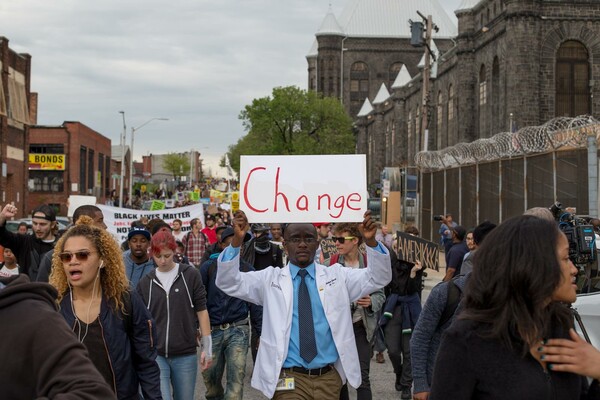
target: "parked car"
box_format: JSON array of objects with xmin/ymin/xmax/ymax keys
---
[{"xmin": 5, "ymin": 218, "xmax": 68, "ymax": 234}]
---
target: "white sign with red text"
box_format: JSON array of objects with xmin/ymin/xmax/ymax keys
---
[{"xmin": 240, "ymin": 155, "xmax": 367, "ymax": 223}]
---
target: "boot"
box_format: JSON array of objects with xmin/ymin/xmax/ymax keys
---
[
  {"xmin": 395, "ymin": 374, "xmax": 402, "ymax": 391},
  {"xmin": 400, "ymin": 385, "xmax": 412, "ymax": 400}
]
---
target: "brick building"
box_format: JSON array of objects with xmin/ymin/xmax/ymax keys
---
[
  {"xmin": 29, "ymin": 122, "xmax": 111, "ymax": 216},
  {"xmin": 308, "ymin": 0, "xmax": 600, "ymax": 187},
  {"xmin": 0, "ymin": 37, "xmax": 35, "ymax": 217}
]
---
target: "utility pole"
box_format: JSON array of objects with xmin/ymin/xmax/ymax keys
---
[
  {"xmin": 118, "ymin": 111, "xmax": 126, "ymax": 208},
  {"xmin": 410, "ymin": 12, "xmax": 437, "ymax": 152},
  {"xmin": 420, "ymin": 14, "xmax": 433, "ymax": 152}
]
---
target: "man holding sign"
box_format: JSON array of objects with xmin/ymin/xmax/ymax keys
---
[{"xmin": 216, "ymin": 210, "xmax": 391, "ymax": 399}]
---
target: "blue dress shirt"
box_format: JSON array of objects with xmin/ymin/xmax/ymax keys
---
[{"xmin": 221, "ymin": 245, "xmax": 338, "ymax": 368}]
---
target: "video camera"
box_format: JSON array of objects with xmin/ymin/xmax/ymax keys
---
[
  {"xmin": 433, "ymin": 215, "xmax": 444, "ymax": 222},
  {"xmin": 549, "ymin": 202, "xmax": 597, "ymax": 266}
]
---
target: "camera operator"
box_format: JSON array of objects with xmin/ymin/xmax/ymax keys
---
[{"xmin": 435, "ymin": 214, "xmax": 457, "ymax": 260}]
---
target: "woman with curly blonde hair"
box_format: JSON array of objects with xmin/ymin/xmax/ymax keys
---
[{"xmin": 50, "ymin": 216, "xmax": 162, "ymax": 400}]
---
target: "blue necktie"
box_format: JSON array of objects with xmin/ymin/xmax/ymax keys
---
[{"xmin": 298, "ymin": 269, "xmax": 317, "ymax": 363}]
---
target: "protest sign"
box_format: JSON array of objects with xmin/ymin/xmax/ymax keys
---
[
  {"xmin": 67, "ymin": 195, "xmax": 97, "ymax": 217},
  {"xmin": 240, "ymin": 155, "xmax": 367, "ymax": 223},
  {"xmin": 395, "ymin": 231, "xmax": 439, "ymax": 271},
  {"xmin": 319, "ymin": 238, "xmax": 337, "ymax": 261},
  {"xmin": 97, "ymin": 203, "xmax": 205, "ymax": 243}
]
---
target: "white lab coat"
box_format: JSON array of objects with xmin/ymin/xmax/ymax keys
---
[{"xmin": 216, "ymin": 244, "xmax": 392, "ymax": 398}]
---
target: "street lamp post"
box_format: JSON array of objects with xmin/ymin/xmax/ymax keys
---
[
  {"xmin": 118, "ymin": 111, "xmax": 126, "ymax": 208},
  {"xmin": 128, "ymin": 117, "xmax": 169, "ymax": 205}
]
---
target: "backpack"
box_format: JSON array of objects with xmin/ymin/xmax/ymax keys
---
[{"xmin": 437, "ymin": 275, "xmax": 463, "ymax": 329}]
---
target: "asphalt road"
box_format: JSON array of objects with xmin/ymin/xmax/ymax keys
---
[{"xmin": 192, "ymin": 265, "xmax": 446, "ymax": 399}]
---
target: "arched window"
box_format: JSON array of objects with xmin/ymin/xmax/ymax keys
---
[
  {"xmin": 556, "ymin": 41, "xmax": 590, "ymax": 117},
  {"xmin": 389, "ymin": 62, "xmax": 403, "ymax": 88},
  {"xmin": 479, "ymin": 65, "xmax": 487, "ymax": 105},
  {"xmin": 350, "ymin": 62, "xmax": 370, "ymax": 116},
  {"xmin": 437, "ymin": 91, "xmax": 444, "ymax": 149},
  {"xmin": 492, "ymin": 57, "xmax": 500, "ymax": 134}
]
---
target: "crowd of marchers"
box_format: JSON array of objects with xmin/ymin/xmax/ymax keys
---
[{"xmin": 0, "ymin": 201, "xmax": 600, "ymax": 400}]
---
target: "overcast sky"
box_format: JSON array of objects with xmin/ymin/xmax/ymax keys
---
[{"xmin": 1, "ymin": 0, "xmax": 462, "ymax": 177}]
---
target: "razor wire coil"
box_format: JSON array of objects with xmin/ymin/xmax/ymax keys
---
[{"xmin": 415, "ymin": 116, "xmax": 599, "ymax": 170}]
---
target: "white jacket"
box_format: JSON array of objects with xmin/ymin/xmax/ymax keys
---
[{"xmin": 216, "ymin": 244, "xmax": 391, "ymax": 398}]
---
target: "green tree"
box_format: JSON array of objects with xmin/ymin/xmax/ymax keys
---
[
  {"xmin": 221, "ymin": 86, "xmax": 355, "ymax": 174},
  {"xmin": 162, "ymin": 153, "xmax": 190, "ymax": 179}
]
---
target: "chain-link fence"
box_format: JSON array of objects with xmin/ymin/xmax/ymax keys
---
[{"xmin": 416, "ymin": 116, "xmax": 598, "ymax": 243}]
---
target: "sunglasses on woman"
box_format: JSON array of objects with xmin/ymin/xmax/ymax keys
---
[
  {"xmin": 332, "ymin": 236, "xmax": 356, "ymax": 244},
  {"xmin": 59, "ymin": 251, "xmax": 95, "ymax": 263}
]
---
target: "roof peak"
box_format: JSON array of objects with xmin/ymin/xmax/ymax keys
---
[
  {"xmin": 373, "ymin": 83, "xmax": 391, "ymax": 104},
  {"xmin": 316, "ymin": 7, "xmax": 344, "ymax": 37}
]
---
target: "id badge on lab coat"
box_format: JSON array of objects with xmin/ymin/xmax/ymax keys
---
[{"xmin": 275, "ymin": 377, "xmax": 295, "ymax": 391}]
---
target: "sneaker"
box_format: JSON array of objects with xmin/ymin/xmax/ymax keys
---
[
  {"xmin": 376, "ymin": 352, "xmax": 385, "ymax": 363},
  {"xmin": 400, "ymin": 386, "xmax": 412, "ymax": 400}
]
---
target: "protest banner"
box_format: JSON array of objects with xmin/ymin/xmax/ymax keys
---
[
  {"xmin": 97, "ymin": 203, "xmax": 205, "ymax": 243},
  {"xmin": 240, "ymin": 155, "xmax": 367, "ymax": 223},
  {"xmin": 395, "ymin": 231, "xmax": 439, "ymax": 271}
]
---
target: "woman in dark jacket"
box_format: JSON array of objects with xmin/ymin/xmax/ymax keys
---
[
  {"xmin": 137, "ymin": 230, "xmax": 212, "ymax": 400},
  {"xmin": 50, "ymin": 216, "xmax": 161, "ymax": 400},
  {"xmin": 429, "ymin": 215, "xmax": 585, "ymax": 399}
]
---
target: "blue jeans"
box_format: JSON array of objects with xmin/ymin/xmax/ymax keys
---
[
  {"xmin": 156, "ymin": 353, "xmax": 197, "ymax": 400},
  {"xmin": 202, "ymin": 324, "xmax": 249, "ymax": 400}
]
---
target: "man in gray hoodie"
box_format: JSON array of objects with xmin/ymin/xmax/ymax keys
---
[{"xmin": 124, "ymin": 227, "xmax": 155, "ymax": 288}]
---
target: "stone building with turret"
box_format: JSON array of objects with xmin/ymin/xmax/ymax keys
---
[{"xmin": 307, "ymin": 0, "xmax": 600, "ymax": 189}]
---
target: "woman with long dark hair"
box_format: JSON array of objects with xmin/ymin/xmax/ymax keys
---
[{"xmin": 429, "ymin": 215, "xmax": 584, "ymax": 399}]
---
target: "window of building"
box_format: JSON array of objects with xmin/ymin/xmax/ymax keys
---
[
  {"xmin": 389, "ymin": 62, "xmax": 403, "ymax": 88},
  {"xmin": 448, "ymin": 84, "xmax": 455, "ymax": 121},
  {"xmin": 30, "ymin": 170, "xmax": 64, "ymax": 192},
  {"xmin": 98, "ymin": 153, "xmax": 105, "ymax": 197},
  {"xmin": 556, "ymin": 40, "xmax": 590, "ymax": 117},
  {"xmin": 350, "ymin": 62, "xmax": 369, "ymax": 115},
  {"xmin": 80, "ymin": 146, "xmax": 87, "ymax": 194},
  {"xmin": 492, "ymin": 57, "xmax": 500, "ymax": 133},
  {"xmin": 479, "ymin": 65, "xmax": 487, "ymax": 105},
  {"xmin": 30, "ymin": 144, "xmax": 65, "ymax": 154},
  {"xmin": 88, "ymin": 149, "xmax": 95, "ymax": 192},
  {"xmin": 0, "ymin": 73, "xmax": 6, "ymax": 116},
  {"xmin": 105, "ymin": 155, "xmax": 111, "ymax": 197},
  {"xmin": 7, "ymin": 69, "xmax": 29, "ymax": 124}
]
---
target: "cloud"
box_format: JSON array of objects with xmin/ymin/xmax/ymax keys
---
[{"xmin": 0, "ymin": 0, "xmax": 461, "ymax": 176}]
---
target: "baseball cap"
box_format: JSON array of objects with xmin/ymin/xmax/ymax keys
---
[
  {"xmin": 128, "ymin": 227, "xmax": 151, "ymax": 241},
  {"xmin": 32, "ymin": 205, "xmax": 56, "ymax": 222},
  {"xmin": 452, "ymin": 226, "xmax": 467, "ymax": 241},
  {"xmin": 313, "ymin": 222, "xmax": 330, "ymax": 228},
  {"xmin": 220, "ymin": 227, "xmax": 251, "ymax": 243}
]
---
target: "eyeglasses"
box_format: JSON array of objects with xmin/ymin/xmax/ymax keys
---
[
  {"xmin": 287, "ymin": 237, "xmax": 317, "ymax": 244},
  {"xmin": 59, "ymin": 251, "xmax": 96, "ymax": 263},
  {"xmin": 332, "ymin": 236, "xmax": 356, "ymax": 244}
]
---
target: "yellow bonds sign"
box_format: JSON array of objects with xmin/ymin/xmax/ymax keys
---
[{"xmin": 29, "ymin": 154, "xmax": 66, "ymax": 170}]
